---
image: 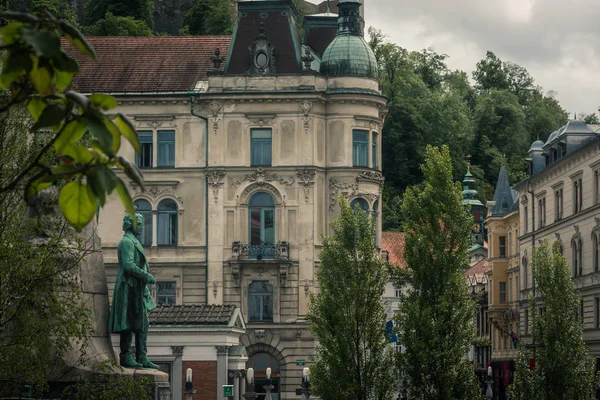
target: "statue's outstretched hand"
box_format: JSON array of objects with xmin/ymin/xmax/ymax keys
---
[{"xmin": 145, "ymin": 273, "xmax": 156, "ymax": 285}]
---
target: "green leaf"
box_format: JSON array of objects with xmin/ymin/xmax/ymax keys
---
[
  {"xmin": 3, "ymin": 52, "xmax": 33, "ymax": 74},
  {"xmin": 65, "ymin": 91, "xmax": 90, "ymax": 111},
  {"xmin": 25, "ymin": 172, "xmax": 57, "ymax": 200},
  {"xmin": 58, "ymin": 180, "xmax": 97, "ymax": 232},
  {"xmin": 81, "ymin": 114, "xmax": 113, "ymax": 155},
  {"xmin": 0, "ymin": 22, "xmax": 26, "ymax": 45},
  {"xmin": 118, "ymin": 156, "xmax": 144, "ymax": 190},
  {"xmin": 105, "ymin": 119, "xmax": 121, "ymax": 154},
  {"xmin": 29, "ymin": 61, "xmax": 53, "ymax": 96},
  {"xmin": 30, "ymin": 103, "xmax": 66, "ymax": 132},
  {"xmin": 114, "ymin": 114, "xmax": 140, "ymax": 153},
  {"xmin": 89, "ymin": 94, "xmax": 117, "ymax": 111},
  {"xmin": 52, "ymin": 52, "xmax": 80, "ymax": 73},
  {"xmin": 54, "ymin": 69, "xmax": 74, "ymax": 91},
  {"xmin": 20, "ymin": 27, "xmax": 60, "ymax": 58},
  {"xmin": 55, "ymin": 120, "xmax": 87, "ymax": 152},
  {"xmin": 62, "ymin": 143, "xmax": 94, "ymax": 164},
  {"xmin": 61, "ymin": 21, "xmax": 96, "ymax": 59},
  {"xmin": 27, "ymin": 96, "xmax": 46, "ymax": 121},
  {"xmin": 88, "ymin": 165, "xmax": 118, "ymax": 206},
  {"xmin": 115, "ymin": 178, "xmax": 136, "ymax": 220}
]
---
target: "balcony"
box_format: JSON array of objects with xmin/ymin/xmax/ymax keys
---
[{"xmin": 231, "ymin": 241, "xmax": 289, "ymax": 261}]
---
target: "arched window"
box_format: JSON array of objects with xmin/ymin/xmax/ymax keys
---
[
  {"xmin": 593, "ymin": 231, "xmax": 600, "ymax": 273},
  {"xmin": 248, "ymin": 281, "xmax": 273, "ymax": 322},
  {"xmin": 572, "ymin": 238, "xmax": 583, "ymax": 276},
  {"xmin": 350, "ymin": 198, "xmax": 369, "ymax": 212},
  {"xmin": 157, "ymin": 199, "xmax": 178, "ymax": 246},
  {"xmin": 134, "ymin": 199, "xmax": 152, "ymax": 245},
  {"xmin": 249, "ymin": 192, "xmax": 275, "ymax": 248}
]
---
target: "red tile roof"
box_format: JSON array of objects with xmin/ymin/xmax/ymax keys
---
[
  {"xmin": 382, "ymin": 232, "xmax": 406, "ymax": 268},
  {"xmin": 65, "ymin": 36, "xmax": 231, "ymax": 94},
  {"xmin": 466, "ymin": 257, "xmax": 488, "ymax": 277}
]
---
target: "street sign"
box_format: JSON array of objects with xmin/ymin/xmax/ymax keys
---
[
  {"xmin": 296, "ymin": 359, "xmax": 305, "ymax": 366},
  {"xmin": 223, "ymin": 385, "xmax": 234, "ymax": 397}
]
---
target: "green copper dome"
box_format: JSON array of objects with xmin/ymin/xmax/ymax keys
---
[
  {"xmin": 320, "ymin": 35, "xmax": 378, "ymax": 78},
  {"xmin": 320, "ymin": 0, "xmax": 378, "ymax": 79}
]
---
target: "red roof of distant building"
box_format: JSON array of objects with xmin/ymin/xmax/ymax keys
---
[
  {"xmin": 382, "ymin": 232, "xmax": 406, "ymax": 268},
  {"xmin": 65, "ymin": 36, "xmax": 231, "ymax": 94},
  {"xmin": 466, "ymin": 257, "xmax": 488, "ymax": 277}
]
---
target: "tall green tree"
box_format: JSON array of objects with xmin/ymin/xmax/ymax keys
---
[
  {"xmin": 508, "ymin": 241, "xmax": 599, "ymax": 400},
  {"xmin": 83, "ymin": 12, "xmax": 153, "ymax": 36},
  {"xmin": 396, "ymin": 145, "xmax": 480, "ymax": 400},
  {"xmin": 308, "ymin": 197, "xmax": 395, "ymax": 400},
  {"xmin": 84, "ymin": 0, "xmax": 153, "ymax": 29},
  {"xmin": 27, "ymin": 0, "xmax": 78, "ymax": 25},
  {"xmin": 180, "ymin": 0, "xmax": 234, "ymax": 36}
]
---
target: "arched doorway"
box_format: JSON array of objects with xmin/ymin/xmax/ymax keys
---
[{"xmin": 246, "ymin": 352, "xmax": 281, "ymax": 400}]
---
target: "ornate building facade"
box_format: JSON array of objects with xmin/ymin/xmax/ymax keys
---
[{"xmin": 72, "ymin": 1, "xmax": 386, "ymax": 399}]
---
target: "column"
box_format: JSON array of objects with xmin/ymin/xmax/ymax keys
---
[
  {"xmin": 240, "ymin": 370, "xmax": 246, "ymax": 399},
  {"xmin": 152, "ymin": 210, "xmax": 158, "ymax": 247},
  {"xmin": 216, "ymin": 346, "xmax": 229, "ymax": 400},
  {"xmin": 171, "ymin": 346, "xmax": 184, "ymax": 400},
  {"xmin": 228, "ymin": 370, "xmax": 241, "ymax": 400}
]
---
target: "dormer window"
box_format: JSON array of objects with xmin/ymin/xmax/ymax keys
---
[{"xmin": 255, "ymin": 52, "xmax": 268, "ymax": 69}]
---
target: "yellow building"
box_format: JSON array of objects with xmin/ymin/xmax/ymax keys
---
[{"xmin": 484, "ymin": 163, "xmax": 520, "ymax": 399}]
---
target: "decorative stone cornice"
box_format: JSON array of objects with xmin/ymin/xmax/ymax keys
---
[
  {"xmin": 296, "ymin": 168, "xmax": 316, "ymax": 202},
  {"xmin": 230, "ymin": 168, "xmax": 295, "ymax": 189},
  {"xmin": 206, "ymin": 169, "xmax": 226, "ymax": 203},
  {"xmin": 131, "ymin": 181, "xmax": 184, "ymax": 205},
  {"xmin": 357, "ymin": 171, "xmax": 385, "ymax": 186},
  {"xmin": 329, "ymin": 178, "xmax": 359, "ymax": 212},
  {"xmin": 133, "ymin": 116, "xmax": 176, "ymax": 130}
]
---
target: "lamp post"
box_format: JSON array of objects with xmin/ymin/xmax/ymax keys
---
[
  {"xmin": 485, "ymin": 366, "xmax": 494, "ymax": 400},
  {"xmin": 185, "ymin": 368, "xmax": 196, "ymax": 400},
  {"xmin": 300, "ymin": 367, "xmax": 310, "ymax": 400},
  {"xmin": 244, "ymin": 367, "xmax": 258, "ymax": 400},
  {"xmin": 264, "ymin": 367, "xmax": 275, "ymax": 400}
]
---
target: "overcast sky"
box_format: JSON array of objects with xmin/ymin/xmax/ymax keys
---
[{"xmin": 307, "ymin": 0, "xmax": 600, "ymax": 116}]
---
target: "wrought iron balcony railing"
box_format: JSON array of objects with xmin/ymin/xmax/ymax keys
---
[{"xmin": 231, "ymin": 241, "xmax": 289, "ymax": 261}]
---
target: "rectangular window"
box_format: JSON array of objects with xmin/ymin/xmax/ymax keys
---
[
  {"xmin": 250, "ymin": 129, "xmax": 272, "ymax": 166},
  {"xmin": 136, "ymin": 130, "xmax": 153, "ymax": 168},
  {"xmin": 508, "ymin": 232, "xmax": 512, "ymax": 257},
  {"xmin": 524, "ymin": 205, "xmax": 529, "ymax": 233},
  {"xmin": 372, "ymin": 132, "xmax": 378, "ymax": 169},
  {"xmin": 395, "ymin": 288, "xmax": 402, "ymax": 298},
  {"xmin": 555, "ymin": 189, "xmax": 563, "ymax": 222},
  {"xmin": 157, "ymin": 130, "xmax": 175, "ymax": 167},
  {"xmin": 524, "ymin": 309, "xmax": 529, "ymax": 334},
  {"xmin": 499, "ymin": 282, "xmax": 507, "ymax": 303},
  {"xmin": 499, "ymin": 236, "xmax": 506, "ymax": 258},
  {"xmin": 352, "ymin": 130, "xmax": 369, "ymax": 167},
  {"xmin": 574, "ymin": 178, "xmax": 583, "ymax": 213},
  {"xmin": 156, "ymin": 282, "xmax": 176, "ymax": 305},
  {"xmin": 580, "ymin": 299, "xmax": 584, "ymax": 324},
  {"xmin": 516, "ymin": 276, "xmax": 519, "ymax": 298},
  {"xmin": 508, "ymin": 276, "xmax": 512, "ymax": 302},
  {"xmin": 595, "ymin": 170, "xmax": 600, "ymax": 205},
  {"xmin": 538, "ymin": 198, "xmax": 546, "ymax": 229}
]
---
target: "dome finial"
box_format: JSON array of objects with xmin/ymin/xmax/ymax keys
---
[{"xmin": 466, "ymin": 154, "xmax": 472, "ymax": 173}]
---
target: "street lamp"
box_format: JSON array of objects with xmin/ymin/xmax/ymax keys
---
[
  {"xmin": 300, "ymin": 367, "xmax": 310, "ymax": 400},
  {"xmin": 244, "ymin": 367, "xmax": 257, "ymax": 400},
  {"xmin": 185, "ymin": 368, "xmax": 196, "ymax": 400},
  {"xmin": 264, "ymin": 367, "xmax": 275, "ymax": 400},
  {"xmin": 485, "ymin": 366, "xmax": 494, "ymax": 400}
]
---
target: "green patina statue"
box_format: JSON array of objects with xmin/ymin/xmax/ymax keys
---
[{"xmin": 108, "ymin": 213, "xmax": 159, "ymax": 369}]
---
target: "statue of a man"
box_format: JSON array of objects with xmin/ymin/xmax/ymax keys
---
[{"xmin": 108, "ymin": 213, "xmax": 159, "ymax": 369}]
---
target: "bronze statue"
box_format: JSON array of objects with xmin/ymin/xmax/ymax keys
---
[{"xmin": 108, "ymin": 213, "xmax": 158, "ymax": 369}]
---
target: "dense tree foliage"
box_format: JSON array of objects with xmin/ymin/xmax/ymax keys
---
[
  {"xmin": 308, "ymin": 197, "xmax": 395, "ymax": 400},
  {"xmin": 27, "ymin": 0, "xmax": 78, "ymax": 25},
  {"xmin": 369, "ymin": 29, "xmax": 569, "ymax": 230},
  {"xmin": 83, "ymin": 12, "xmax": 153, "ymax": 36},
  {"xmin": 396, "ymin": 145, "xmax": 480, "ymax": 399},
  {"xmin": 84, "ymin": 0, "xmax": 153, "ymax": 29},
  {"xmin": 180, "ymin": 0, "xmax": 234, "ymax": 36},
  {"xmin": 508, "ymin": 241, "xmax": 599, "ymax": 400}
]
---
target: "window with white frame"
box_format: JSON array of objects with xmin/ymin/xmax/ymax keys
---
[
  {"xmin": 248, "ymin": 281, "xmax": 273, "ymax": 322},
  {"xmin": 499, "ymin": 282, "xmax": 507, "ymax": 303},
  {"xmin": 157, "ymin": 199, "xmax": 178, "ymax": 246},
  {"xmin": 250, "ymin": 129, "xmax": 272, "ymax": 167},
  {"xmin": 352, "ymin": 130, "xmax": 369, "ymax": 167},
  {"xmin": 135, "ymin": 129, "xmax": 176, "ymax": 168},
  {"xmin": 572, "ymin": 236, "xmax": 583, "ymax": 276},
  {"xmin": 134, "ymin": 199, "xmax": 153, "ymax": 245},
  {"xmin": 499, "ymin": 236, "xmax": 506, "ymax": 258},
  {"xmin": 156, "ymin": 282, "xmax": 176, "ymax": 305},
  {"xmin": 554, "ymin": 188, "xmax": 563, "ymax": 222},
  {"xmin": 538, "ymin": 197, "xmax": 546, "ymax": 228},
  {"xmin": 573, "ymin": 178, "xmax": 583, "ymax": 213}
]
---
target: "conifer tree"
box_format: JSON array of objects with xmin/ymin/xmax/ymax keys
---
[
  {"xmin": 308, "ymin": 197, "xmax": 395, "ymax": 400},
  {"xmin": 397, "ymin": 145, "xmax": 480, "ymax": 400},
  {"xmin": 509, "ymin": 240, "xmax": 599, "ymax": 400}
]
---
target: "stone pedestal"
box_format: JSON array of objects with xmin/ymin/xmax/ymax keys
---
[{"xmin": 123, "ymin": 368, "xmax": 172, "ymax": 400}]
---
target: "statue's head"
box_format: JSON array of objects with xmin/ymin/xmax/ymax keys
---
[{"xmin": 122, "ymin": 213, "xmax": 144, "ymax": 237}]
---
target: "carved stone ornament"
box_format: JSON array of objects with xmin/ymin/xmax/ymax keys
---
[
  {"xmin": 357, "ymin": 171, "xmax": 385, "ymax": 186},
  {"xmin": 211, "ymin": 48, "xmax": 224, "ymax": 71},
  {"xmin": 212, "ymin": 280, "xmax": 219, "ymax": 298},
  {"xmin": 171, "ymin": 346, "xmax": 184, "ymax": 356},
  {"xmin": 573, "ymin": 225, "xmax": 582, "ymax": 241},
  {"xmin": 299, "ymin": 100, "xmax": 313, "ymax": 134},
  {"xmin": 296, "ymin": 168, "xmax": 316, "ymax": 202},
  {"xmin": 231, "ymin": 264, "xmax": 241, "ymax": 289},
  {"xmin": 131, "ymin": 182, "xmax": 183, "ymax": 205},
  {"xmin": 248, "ymin": 22, "xmax": 276, "ymax": 75},
  {"xmin": 216, "ymin": 346, "xmax": 229, "ymax": 356},
  {"xmin": 255, "ymin": 329, "xmax": 266, "ymax": 342},
  {"xmin": 231, "ymin": 168, "xmax": 295, "ymax": 189},
  {"xmin": 207, "ymin": 169, "xmax": 226, "ymax": 203},
  {"xmin": 521, "ymin": 195, "xmax": 529, "ymax": 204},
  {"xmin": 279, "ymin": 264, "xmax": 289, "ymax": 288},
  {"xmin": 329, "ymin": 178, "xmax": 359, "ymax": 212}
]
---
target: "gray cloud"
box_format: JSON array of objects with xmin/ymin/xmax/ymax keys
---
[{"xmin": 306, "ymin": 0, "xmax": 600, "ymax": 114}]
